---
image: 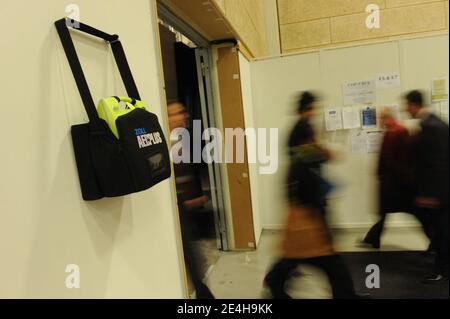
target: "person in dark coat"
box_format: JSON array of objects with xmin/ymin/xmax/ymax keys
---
[
  {"xmin": 405, "ymin": 90, "xmax": 449, "ymax": 283},
  {"xmin": 264, "ymin": 92, "xmax": 360, "ymax": 299},
  {"xmin": 359, "ymin": 108, "xmax": 428, "ymax": 248}
]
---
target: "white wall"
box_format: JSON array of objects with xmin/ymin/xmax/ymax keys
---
[
  {"xmin": 239, "ymin": 52, "xmax": 263, "ymax": 245},
  {"xmin": 250, "ymin": 35, "xmax": 449, "ymax": 229},
  {"xmin": 251, "ymin": 52, "xmax": 322, "ymax": 229},
  {"xmin": 0, "ymin": 0, "xmax": 186, "ymax": 298}
]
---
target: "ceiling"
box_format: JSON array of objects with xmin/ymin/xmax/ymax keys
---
[{"xmin": 160, "ymin": 0, "xmax": 233, "ymax": 41}]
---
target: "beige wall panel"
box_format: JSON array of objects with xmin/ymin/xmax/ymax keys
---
[
  {"xmin": 164, "ymin": 0, "xmax": 233, "ymax": 40},
  {"xmin": 278, "ymin": 0, "xmax": 385, "ymax": 24},
  {"xmin": 224, "ymin": 0, "xmax": 267, "ymax": 57},
  {"xmin": 214, "ymin": 0, "xmax": 226, "ymax": 12},
  {"xmin": 264, "ymin": 0, "xmax": 282, "ymax": 55},
  {"xmin": 282, "ymin": 30, "xmax": 448, "ymax": 54},
  {"xmin": 237, "ymin": 16, "xmax": 262, "ymax": 57},
  {"xmin": 446, "ymin": 1, "xmax": 449, "ymax": 26},
  {"xmin": 331, "ymin": 2, "xmax": 447, "ymax": 44},
  {"xmin": 280, "ymin": 19, "xmax": 331, "ymax": 50},
  {"xmin": 243, "ymin": 0, "xmax": 267, "ymax": 55},
  {"xmin": 224, "ymin": 1, "xmax": 252, "ymax": 38},
  {"xmin": 244, "ymin": 0, "xmax": 266, "ymax": 40},
  {"xmin": 167, "ymin": 0, "xmax": 268, "ymax": 57},
  {"xmin": 386, "ymin": 0, "xmax": 439, "ymax": 8}
]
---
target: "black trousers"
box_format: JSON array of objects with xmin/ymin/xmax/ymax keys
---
[
  {"xmin": 179, "ymin": 205, "xmax": 215, "ymax": 299},
  {"xmin": 264, "ymin": 254, "xmax": 356, "ymax": 299},
  {"xmin": 428, "ymin": 206, "xmax": 449, "ymax": 275},
  {"xmin": 364, "ymin": 180, "xmax": 433, "ymax": 245},
  {"xmin": 364, "ymin": 208, "xmax": 432, "ymax": 246}
]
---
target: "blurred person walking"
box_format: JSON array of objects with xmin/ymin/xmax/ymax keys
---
[
  {"xmin": 359, "ymin": 108, "xmax": 429, "ymax": 249},
  {"xmin": 405, "ymin": 90, "xmax": 449, "ymax": 283},
  {"xmin": 264, "ymin": 92, "xmax": 359, "ymax": 299},
  {"xmin": 168, "ymin": 102, "xmax": 214, "ymax": 298}
]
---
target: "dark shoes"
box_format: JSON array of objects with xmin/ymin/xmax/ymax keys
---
[
  {"xmin": 422, "ymin": 273, "xmax": 449, "ymax": 284},
  {"xmin": 263, "ymin": 286, "xmax": 293, "ymax": 299},
  {"xmin": 196, "ymin": 282, "xmax": 215, "ymax": 299},
  {"xmin": 263, "ymin": 282, "xmax": 293, "ymax": 299},
  {"xmin": 268, "ymin": 291, "xmax": 293, "ymax": 299},
  {"xmin": 263, "ymin": 277, "xmax": 293, "ymax": 299}
]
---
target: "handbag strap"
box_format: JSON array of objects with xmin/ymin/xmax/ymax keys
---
[{"xmin": 54, "ymin": 18, "xmax": 141, "ymax": 127}]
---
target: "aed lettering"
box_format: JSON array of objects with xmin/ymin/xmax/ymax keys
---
[
  {"xmin": 137, "ymin": 132, "xmax": 163, "ymax": 149},
  {"xmin": 135, "ymin": 128, "xmax": 147, "ymax": 136}
]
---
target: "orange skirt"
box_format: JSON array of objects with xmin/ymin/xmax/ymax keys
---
[{"xmin": 282, "ymin": 205, "xmax": 335, "ymax": 259}]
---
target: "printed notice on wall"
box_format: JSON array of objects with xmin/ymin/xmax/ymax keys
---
[
  {"xmin": 351, "ymin": 131, "xmax": 368, "ymax": 154},
  {"xmin": 440, "ymin": 100, "xmax": 449, "ymax": 123},
  {"xmin": 367, "ymin": 131, "xmax": 384, "ymax": 153},
  {"xmin": 376, "ymin": 73, "xmax": 401, "ymax": 89},
  {"xmin": 431, "ymin": 77, "xmax": 449, "ymax": 101},
  {"xmin": 342, "ymin": 106, "xmax": 361, "ymax": 129},
  {"xmin": 361, "ymin": 106, "xmax": 378, "ymax": 129},
  {"xmin": 325, "ymin": 108, "xmax": 343, "ymax": 131},
  {"xmin": 343, "ymin": 80, "xmax": 377, "ymax": 105}
]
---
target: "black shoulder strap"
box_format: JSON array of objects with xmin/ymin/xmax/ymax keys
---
[
  {"xmin": 54, "ymin": 18, "xmax": 141, "ymax": 125},
  {"xmin": 110, "ymin": 39, "xmax": 141, "ymax": 100}
]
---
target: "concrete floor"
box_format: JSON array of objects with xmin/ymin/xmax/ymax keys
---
[{"xmin": 204, "ymin": 227, "xmax": 430, "ymax": 299}]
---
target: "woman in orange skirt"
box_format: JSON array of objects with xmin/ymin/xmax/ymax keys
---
[{"xmin": 264, "ymin": 92, "xmax": 358, "ymax": 299}]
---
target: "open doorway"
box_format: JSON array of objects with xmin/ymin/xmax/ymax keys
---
[{"xmin": 156, "ymin": 2, "xmax": 229, "ymax": 292}]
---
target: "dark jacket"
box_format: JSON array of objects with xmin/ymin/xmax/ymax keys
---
[
  {"xmin": 288, "ymin": 119, "xmax": 314, "ymax": 150},
  {"xmin": 377, "ymin": 122, "xmax": 413, "ymax": 213},
  {"xmin": 287, "ymin": 157, "xmax": 324, "ymax": 208},
  {"xmin": 378, "ymin": 122, "xmax": 411, "ymax": 183},
  {"xmin": 287, "ymin": 119, "xmax": 329, "ymax": 210},
  {"xmin": 412, "ymin": 113, "xmax": 449, "ymax": 207}
]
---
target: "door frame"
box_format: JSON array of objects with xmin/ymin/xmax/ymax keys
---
[
  {"xmin": 215, "ymin": 46, "xmax": 256, "ymax": 250},
  {"xmin": 157, "ymin": 1, "xmax": 230, "ymax": 251}
]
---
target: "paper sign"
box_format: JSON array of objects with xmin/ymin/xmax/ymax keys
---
[
  {"xmin": 343, "ymin": 106, "xmax": 361, "ymax": 129},
  {"xmin": 440, "ymin": 100, "xmax": 449, "ymax": 123},
  {"xmin": 343, "ymin": 80, "xmax": 377, "ymax": 105},
  {"xmin": 376, "ymin": 73, "xmax": 401, "ymax": 89},
  {"xmin": 325, "ymin": 108, "xmax": 343, "ymax": 131},
  {"xmin": 361, "ymin": 106, "xmax": 377, "ymax": 129},
  {"xmin": 432, "ymin": 77, "xmax": 449, "ymax": 101},
  {"xmin": 367, "ymin": 131, "xmax": 384, "ymax": 153},
  {"xmin": 351, "ymin": 131, "xmax": 368, "ymax": 154}
]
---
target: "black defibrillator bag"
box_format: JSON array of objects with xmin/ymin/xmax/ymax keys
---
[
  {"xmin": 116, "ymin": 108, "xmax": 171, "ymax": 191},
  {"xmin": 55, "ymin": 18, "xmax": 171, "ymax": 200}
]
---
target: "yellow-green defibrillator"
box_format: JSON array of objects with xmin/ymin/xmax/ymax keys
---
[{"xmin": 97, "ymin": 96, "xmax": 149, "ymax": 138}]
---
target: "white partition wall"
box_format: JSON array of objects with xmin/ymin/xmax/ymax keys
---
[
  {"xmin": 251, "ymin": 52, "xmax": 322, "ymax": 228},
  {"xmin": 0, "ymin": 0, "xmax": 185, "ymax": 298},
  {"xmin": 239, "ymin": 52, "xmax": 263, "ymax": 245},
  {"xmin": 319, "ymin": 41, "xmax": 401, "ymax": 228},
  {"xmin": 250, "ymin": 35, "xmax": 449, "ymax": 229}
]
